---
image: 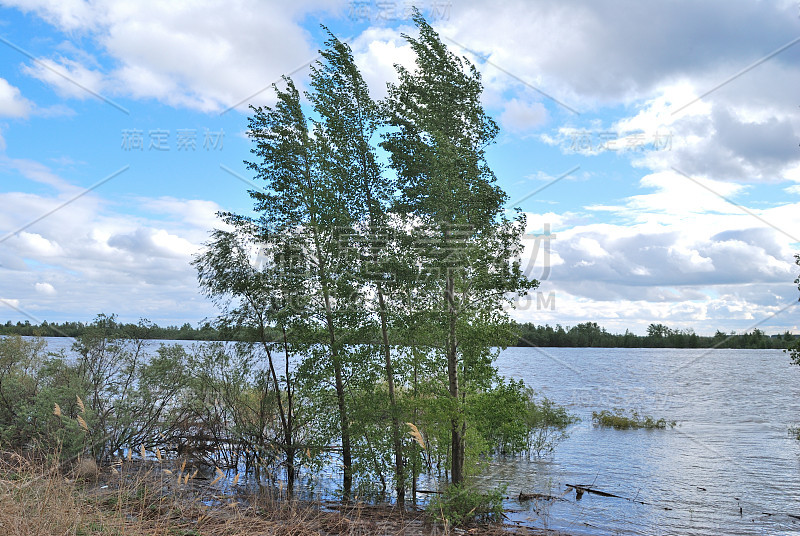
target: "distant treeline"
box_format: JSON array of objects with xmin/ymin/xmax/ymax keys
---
[
  {"xmin": 2, "ymin": 318, "xmax": 794, "ymax": 349},
  {"xmin": 513, "ymin": 322, "xmax": 796, "ymax": 349},
  {"xmin": 0, "ymin": 319, "xmax": 256, "ymax": 341}
]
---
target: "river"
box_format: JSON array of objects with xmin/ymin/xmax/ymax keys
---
[
  {"xmin": 37, "ymin": 338, "xmax": 800, "ymax": 535},
  {"xmin": 488, "ymin": 346, "xmax": 800, "ymax": 535}
]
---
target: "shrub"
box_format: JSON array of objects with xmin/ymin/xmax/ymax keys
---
[
  {"xmin": 427, "ymin": 484, "xmax": 506, "ymax": 527},
  {"xmin": 592, "ymin": 409, "xmax": 675, "ymax": 430},
  {"xmin": 468, "ymin": 380, "xmax": 577, "ymax": 457},
  {"xmin": 526, "ymin": 395, "xmax": 579, "ymax": 456}
]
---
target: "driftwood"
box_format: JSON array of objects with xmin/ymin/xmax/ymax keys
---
[
  {"xmin": 518, "ymin": 492, "xmax": 561, "ymax": 502},
  {"xmin": 566, "ymin": 484, "xmax": 623, "ymax": 499},
  {"xmin": 566, "ymin": 484, "xmax": 656, "ymax": 507}
]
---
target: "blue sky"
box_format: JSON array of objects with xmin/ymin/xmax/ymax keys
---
[{"xmin": 1, "ymin": 0, "xmax": 799, "ymax": 334}]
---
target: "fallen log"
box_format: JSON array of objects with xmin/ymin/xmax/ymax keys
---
[
  {"xmin": 518, "ymin": 492, "xmax": 560, "ymax": 501},
  {"xmin": 566, "ymin": 484, "xmax": 624, "ymax": 499}
]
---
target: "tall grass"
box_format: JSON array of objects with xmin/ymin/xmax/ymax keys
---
[{"xmin": 0, "ymin": 449, "xmax": 483, "ymax": 536}]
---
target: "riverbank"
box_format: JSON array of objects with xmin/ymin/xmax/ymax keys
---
[{"xmin": 0, "ymin": 453, "xmax": 566, "ymax": 536}]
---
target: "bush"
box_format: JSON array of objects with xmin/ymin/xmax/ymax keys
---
[
  {"xmin": 526, "ymin": 395, "xmax": 578, "ymax": 456},
  {"xmin": 592, "ymin": 409, "xmax": 675, "ymax": 430},
  {"xmin": 468, "ymin": 380, "xmax": 577, "ymax": 457},
  {"xmin": 427, "ymin": 484, "xmax": 506, "ymax": 527}
]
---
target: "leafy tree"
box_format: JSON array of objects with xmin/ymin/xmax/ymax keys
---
[
  {"xmin": 382, "ymin": 9, "xmax": 537, "ymax": 484},
  {"xmin": 241, "ymin": 75, "xmax": 365, "ymax": 497},
  {"xmin": 789, "ymin": 254, "xmax": 800, "ymax": 364},
  {"xmin": 68, "ymin": 315, "xmax": 189, "ymax": 461},
  {"xmin": 194, "ymin": 225, "xmax": 315, "ymax": 492},
  {"xmin": 0, "ymin": 335, "xmax": 46, "ymax": 447},
  {"xmin": 307, "ymin": 28, "xmax": 409, "ymax": 505}
]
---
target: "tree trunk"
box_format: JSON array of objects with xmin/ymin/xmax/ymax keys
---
[
  {"xmin": 445, "ymin": 271, "xmax": 463, "ymax": 485},
  {"xmin": 322, "ymin": 284, "xmax": 352, "ymax": 499},
  {"xmin": 377, "ymin": 284, "xmax": 404, "ymax": 507},
  {"xmin": 286, "ymin": 447, "xmax": 296, "ymax": 494}
]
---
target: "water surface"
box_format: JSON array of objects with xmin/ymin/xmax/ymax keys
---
[
  {"xmin": 37, "ymin": 338, "xmax": 800, "ymax": 534},
  {"xmin": 487, "ymin": 347, "xmax": 800, "ymax": 535}
]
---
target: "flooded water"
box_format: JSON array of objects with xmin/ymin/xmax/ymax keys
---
[
  {"xmin": 488, "ymin": 347, "xmax": 800, "ymax": 536},
  {"xmin": 38, "ymin": 338, "xmax": 800, "ymax": 534}
]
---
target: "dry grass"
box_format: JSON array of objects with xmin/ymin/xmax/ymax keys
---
[{"xmin": 0, "ymin": 450, "xmax": 556, "ymax": 536}]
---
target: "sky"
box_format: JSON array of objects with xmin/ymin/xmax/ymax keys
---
[{"xmin": 0, "ymin": 0, "xmax": 799, "ymax": 335}]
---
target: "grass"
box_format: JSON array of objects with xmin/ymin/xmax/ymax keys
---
[
  {"xmin": 788, "ymin": 425, "xmax": 800, "ymax": 440},
  {"xmin": 0, "ymin": 450, "xmax": 329, "ymax": 536},
  {"xmin": 592, "ymin": 409, "xmax": 676, "ymax": 430},
  {"xmin": 0, "ymin": 450, "xmax": 532, "ymax": 536}
]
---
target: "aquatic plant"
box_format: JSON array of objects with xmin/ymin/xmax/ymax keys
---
[{"xmin": 592, "ymin": 409, "xmax": 676, "ymax": 430}]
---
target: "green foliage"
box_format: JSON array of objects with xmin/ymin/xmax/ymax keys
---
[
  {"xmin": 427, "ymin": 484, "xmax": 506, "ymax": 527},
  {"xmin": 0, "ymin": 318, "xmax": 230, "ymax": 341},
  {"xmin": 525, "ymin": 394, "xmax": 579, "ymax": 456},
  {"xmin": 789, "ymin": 338, "xmax": 800, "ymax": 367},
  {"xmin": 592, "ymin": 409, "xmax": 676, "ymax": 430},
  {"xmin": 514, "ymin": 321, "xmax": 792, "ymax": 348},
  {"xmin": 469, "ymin": 380, "xmax": 529, "ymax": 455},
  {"xmin": 379, "ymin": 7, "xmax": 538, "ymax": 486},
  {"xmin": 468, "ymin": 380, "xmax": 577, "ymax": 457},
  {"xmin": 0, "ymin": 317, "xmax": 193, "ymax": 461},
  {"xmin": 0, "ymin": 335, "xmax": 46, "ymax": 446},
  {"xmin": 787, "ymin": 255, "xmax": 800, "ymax": 365}
]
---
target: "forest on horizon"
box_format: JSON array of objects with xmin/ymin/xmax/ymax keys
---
[{"xmin": 1, "ymin": 316, "xmax": 793, "ymax": 349}]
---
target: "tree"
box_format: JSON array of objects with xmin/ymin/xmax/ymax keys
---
[
  {"xmin": 307, "ymin": 29, "xmax": 408, "ymax": 505},
  {"xmin": 194, "ymin": 225, "xmax": 311, "ymax": 493},
  {"xmin": 382, "ymin": 9, "xmax": 537, "ymax": 485},
  {"xmin": 789, "ymin": 254, "xmax": 800, "ymax": 364},
  {"xmin": 243, "ymin": 76, "xmax": 363, "ymax": 497}
]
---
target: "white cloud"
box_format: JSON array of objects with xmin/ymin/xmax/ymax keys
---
[
  {"xmin": 350, "ymin": 26, "xmax": 416, "ymax": 100},
  {"xmin": 34, "ymin": 282, "xmax": 56, "ymax": 295},
  {"xmin": 2, "ymin": 0, "xmax": 98, "ymax": 31},
  {"xmin": 435, "ymin": 2, "xmax": 800, "ymax": 186},
  {"xmin": 0, "ymin": 298, "xmax": 20, "ymax": 309},
  {"xmin": 0, "ymin": 78, "xmax": 32, "ymax": 117},
  {"xmin": 440, "ymin": 1, "xmax": 800, "ymax": 107},
  {"xmin": 499, "ymin": 98, "xmax": 548, "ymax": 133},
  {"xmin": 0, "ymin": 161, "xmax": 224, "ymax": 323},
  {"xmin": 22, "ymin": 57, "xmax": 107, "ymax": 100},
  {"xmin": 514, "ymin": 169, "xmax": 800, "ymax": 332},
  {"xmin": 11, "ymin": 0, "xmax": 342, "ymax": 112}
]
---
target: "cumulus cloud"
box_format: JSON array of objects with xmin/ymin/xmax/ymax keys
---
[
  {"xmin": 9, "ymin": 0, "xmax": 341, "ymax": 112},
  {"xmin": 0, "ymin": 161, "xmax": 223, "ymax": 323},
  {"xmin": 425, "ymin": 2, "xmax": 800, "ymax": 185},
  {"xmin": 34, "ymin": 282, "xmax": 56, "ymax": 295},
  {"xmin": 515, "ymin": 167, "xmax": 800, "ymax": 332},
  {"xmin": 499, "ymin": 98, "xmax": 548, "ymax": 134},
  {"xmin": 439, "ymin": 0, "xmax": 800, "ymax": 105},
  {"xmin": 0, "ymin": 78, "xmax": 33, "ymax": 117},
  {"xmin": 349, "ymin": 26, "xmax": 416, "ymax": 100},
  {"xmin": 22, "ymin": 56, "xmax": 107, "ymax": 101}
]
